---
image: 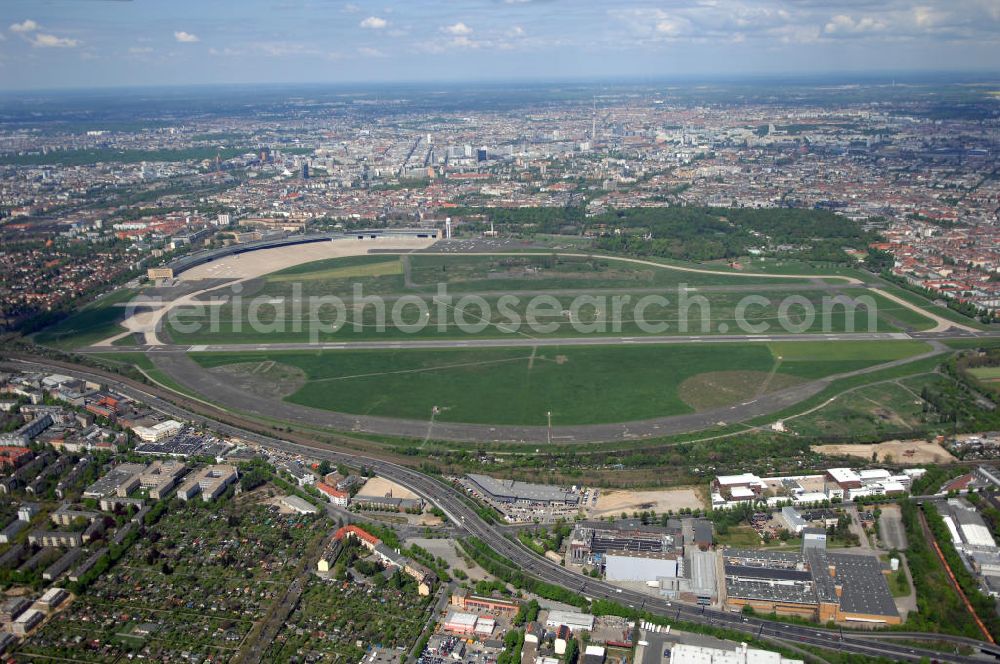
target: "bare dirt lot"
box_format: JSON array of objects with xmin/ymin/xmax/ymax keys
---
[
  {"xmin": 589, "ymin": 487, "xmax": 706, "ymax": 516},
  {"xmin": 357, "ymin": 476, "xmax": 421, "ymax": 500},
  {"xmin": 811, "ymin": 439, "xmax": 956, "ymax": 464},
  {"xmin": 405, "ymin": 537, "xmax": 491, "ymax": 582}
]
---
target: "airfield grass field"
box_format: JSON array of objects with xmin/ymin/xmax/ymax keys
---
[
  {"xmin": 161, "ymin": 253, "xmax": 934, "ymax": 345},
  {"xmin": 783, "ymin": 373, "xmax": 941, "ymax": 439},
  {"xmin": 28, "ymin": 249, "xmax": 990, "ymax": 436},
  {"xmin": 969, "ymin": 366, "xmax": 1000, "ymax": 397},
  {"xmin": 188, "ymin": 340, "xmax": 930, "ymax": 426},
  {"xmin": 33, "ymin": 287, "xmax": 141, "ymax": 349}
]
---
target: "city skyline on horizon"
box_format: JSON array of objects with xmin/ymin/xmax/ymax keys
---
[{"xmin": 1, "ymin": 0, "xmax": 999, "ymax": 91}]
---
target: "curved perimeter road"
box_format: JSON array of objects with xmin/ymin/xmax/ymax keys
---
[
  {"xmin": 2, "ymin": 355, "xmax": 993, "ymax": 664},
  {"xmin": 143, "ymin": 339, "xmax": 948, "ymax": 444}
]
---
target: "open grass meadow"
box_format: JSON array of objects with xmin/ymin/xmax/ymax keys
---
[
  {"xmin": 768, "ymin": 340, "xmax": 931, "ymax": 378},
  {"xmin": 163, "ymin": 253, "xmax": 911, "ymax": 345},
  {"xmin": 33, "ymin": 287, "xmax": 140, "ymax": 349},
  {"xmin": 189, "ymin": 340, "xmax": 930, "ymax": 426},
  {"xmin": 404, "ymin": 253, "xmax": 809, "ymax": 290},
  {"xmin": 784, "ymin": 373, "xmax": 941, "ymax": 439},
  {"xmin": 165, "ymin": 288, "xmax": 903, "ymax": 345}
]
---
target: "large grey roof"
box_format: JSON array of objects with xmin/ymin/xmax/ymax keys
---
[{"xmin": 467, "ymin": 474, "xmax": 577, "ymax": 503}]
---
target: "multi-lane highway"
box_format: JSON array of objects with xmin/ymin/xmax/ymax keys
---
[{"xmin": 5, "ymin": 354, "xmax": 1000, "ymax": 663}]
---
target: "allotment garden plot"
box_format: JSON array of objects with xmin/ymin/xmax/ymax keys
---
[{"xmin": 17, "ymin": 495, "xmax": 325, "ymax": 662}]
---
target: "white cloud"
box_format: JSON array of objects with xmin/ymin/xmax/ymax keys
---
[
  {"xmin": 9, "ymin": 19, "xmax": 38, "ymax": 33},
  {"xmin": 343, "ymin": 3, "xmax": 360, "ymax": 12},
  {"xmin": 824, "ymin": 14, "xmax": 886, "ymax": 34},
  {"xmin": 357, "ymin": 46, "xmax": 387, "ymax": 57},
  {"xmin": 129, "ymin": 46, "xmax": 154, "ymax": 54},
  {"xmin": 31, "ymin": 33, "xmax": 79, "ymax": 48},
  {"xmin": 174, "ymin": 31, "xmax": 199, "ymax": 43},
  {"xmin": 208, "ymin": 47, "xmax": 242, "ymax": 57},
  {"xmin": 360, "ymin": 16, "xmax": 387, "ymax": 29},
  {"xmin": 610, "ymin": 8, "xmax": 692, "ymax": 40},
  {"xmin": 654, "ymin": 17, "xmax": 687, "ymax": 37},
  {"xmin": 507, "ymin": 26, "xmax": 525, "ymax": 37},
  {"xmin": 443, "ymin": 22, "xmax": 472, "ymax": 36}
]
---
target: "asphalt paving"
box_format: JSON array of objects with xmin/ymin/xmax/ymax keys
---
[{"xmin": 84, "ymin": 331, "xmax": 915, "ymax": 354}]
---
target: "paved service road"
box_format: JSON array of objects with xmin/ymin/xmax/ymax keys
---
[{"xmin": 4, "ymin": 356, "xmax": 996, "ymax": 663}]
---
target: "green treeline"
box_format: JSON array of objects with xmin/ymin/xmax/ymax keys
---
[{"xmin": 449, "ymin": 205, "xmax": 872, "ymax": 263}]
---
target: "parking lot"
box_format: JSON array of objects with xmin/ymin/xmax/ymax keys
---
[{"xmin": 878, "ymin": 504, "xmax": 908, "ymax": 551}]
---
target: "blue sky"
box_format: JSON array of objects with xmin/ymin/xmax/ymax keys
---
[{"xmin": 1, "ymin": 0, "xmax": 999, "ymax": 89}]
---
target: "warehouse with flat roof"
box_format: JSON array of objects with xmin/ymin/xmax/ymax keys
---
[
  {"xmin": 723, "ymin": 548, "xmax": 900, "ymax": 624},
  {"xmin": 466, "ymin": 474, "xmax": 578, "ymax": 505}
]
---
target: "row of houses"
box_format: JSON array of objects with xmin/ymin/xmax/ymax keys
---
[{"xmin": 318, "ymin": 525, "xmax": 436, "ymax": 595}]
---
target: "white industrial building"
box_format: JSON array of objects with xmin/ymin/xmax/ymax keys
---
[
  {"xmin": 943, "ymin": 499, "xmax": 998, "ymax": 550},
  {"xmin": 781, "ymin": 507, "xmax": 808, "ymax": 535},
  {"xmin": 443, "ymin": 610, "xmax": 478, "ymax": 635},
  {"xmin": 131, "ymin": 420, "xmax": 183, "ymax": 443},
  {"xmin": 712, "ymin": 467, "xmax": 919, "ymax": 510},
  {"xmin": 670, "ymin": 643, "xmax": 803, "ymax": 664},
  {"xmin": 604, "ymin": 553, "xmax": 679, "ymax": 583},
  {"xmin": 545, "ymin": 610, "xmax": 594, "ymax": 632}
]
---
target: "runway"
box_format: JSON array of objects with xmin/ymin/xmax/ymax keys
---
[{"xmin": 84, "ymin": 330, "xmax": 921, "ymax": 354}]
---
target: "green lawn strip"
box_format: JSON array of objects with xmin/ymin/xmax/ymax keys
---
[
  {"xmin": 747, "ymin": 350, "xmax": 944, "ymax": 428},
  {"xmin": 90, "ymin": 351, "xmax": 157, "ymax": 371},
  {"xmin": 841, "ymin": 288, "xmax": 937, "ymax": 331},
  {"xmin": 165, "ymin": 287, "xmax": 895, "ymax": 345},
  {"xmin": 768, "ymin": 340, "xmax": 930, "ymax": 378},
  {"xmin": 33, "ymin": 287, "xmax": 140, "ymax": 349},
  {"xmin": 943, "ymin": 338, "xmax": 1000, "ymax": 351},
  {"xmin": 875, "ymin": 281, "xmax": 992, "ymax": 330},
  {"xmin": 88, "ymin": 352, "xmax": 205, "ymax": 397},
  {"xmin": 407, "ymin": 252, "xmax": 813, "ymax": 289},
  {"xmin": 111, "ymin": 333, "xmax": 139, "ymax": 346},
  {"xmin": 593, "ymin": 252, "xmax": 868, "ymax": 282}
]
